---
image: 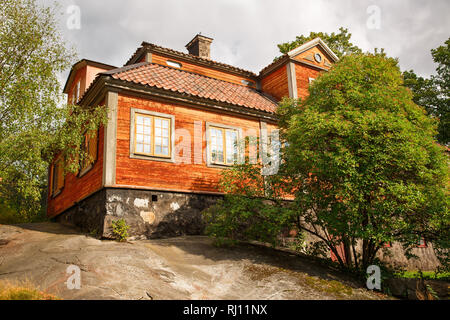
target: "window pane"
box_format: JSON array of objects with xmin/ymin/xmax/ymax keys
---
[
  {"xmin": 211, "ymin": 127, "xmax": 224, "ymax": 163},
  {"xmin": 135, "ymin": 114, "xmax": 152, "ymax": 154},
  {"xmin": 162, "ymin": 119, "xmax": 169, "ymax": 129},
  {"xmin": 162, "ymin": 147, "xmax": 169, "ymax": 155},
  {"xmin": 226, "ymin": 130, "xmax": 238, "ymax": 164},
  {"xmin": 155, "ymin": 145, "xmax": 162, "ymax": 154}
]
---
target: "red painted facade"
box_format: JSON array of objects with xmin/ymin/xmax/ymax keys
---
[{"xmin": 47, "ymin": 36, "xmax": 337, "ymax": 218}]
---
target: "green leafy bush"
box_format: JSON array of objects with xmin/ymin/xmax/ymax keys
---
[
  {"xmin": 203, "ymin": 194, "xmax": 292, "ymax": 247},
  {"xmin": 111, "ymin": 219, "xmax": 130, "ymax": 242}
]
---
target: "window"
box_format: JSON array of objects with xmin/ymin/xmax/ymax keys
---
[
  {"xmin": 76, "ymin": 81, "xmax": 80, "ymax": 101},
  {"xmin": 241, "ymin": 79, "xmax": 255, "ymax": 87},
  {"xmin": 71, "ymin": 81, "xmax": 81, "ymax": 104},
  {"xmin": 308, "ymin": 77, "xmax": 315, "ymax": 84},
  {"xmin": 208, "ymin": 125, "xmax": 239, "ymax": 166},
  {"xmin": 417, "ymin": 236, "xmax": 427, "ymax": 248},
  {"xmin": 133, "ymin": 112, "xmax": 172, "ymax": 158},
  {"xmin": 52, "ymin": 158, "xmax": 65, "ymax": 197},
  {"xmin": 314, "ymin": 53, "xmax": 322, "ymax": 63},
  {"xmin": 166, "ymin": 60, "xmax": 182, "ymax": 68},
  {"xmin": 383, "ymin": 241, "xmax": 392, "ymax": 248},
  {"xmin": 79, "ymin": 130, "xmax": 98, "ymax": 175}
]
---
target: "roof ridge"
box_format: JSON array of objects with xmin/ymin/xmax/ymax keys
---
[
  {"xmin": 101, "ymin": 62, "xmax": 149, "ymax": 75},
  {"xmin": 126, "ymin": 41, "xmax": 257, "ymax": 77}
]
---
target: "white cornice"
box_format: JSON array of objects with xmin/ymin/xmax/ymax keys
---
[{"xmin": 287, "ymin": 37, "xmax": 339, "ymax": 62}]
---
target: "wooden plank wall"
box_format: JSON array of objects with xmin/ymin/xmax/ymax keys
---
[
  {"xmin": 150, "ymin": 53, "xmax": 256, "ymax": 87},
  {"xmin": 295, "ymin": 65, "xmax": 322, "ymax": 100},
  {"xmin": 47, "ymin": 126, "xmax": 105, "ymax": 217},
  {"xmin": 260, "ymin": 65, "xmax": 289, "ymax": 101},
  {"xmin": 115, "ymin": 93, "xmax": 270, "ymax": 193}
]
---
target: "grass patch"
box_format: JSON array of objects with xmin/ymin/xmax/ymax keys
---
[
  {"xmin": 394, "ymin": 271, "xmax": 450, "ymax": 281},
  {"xmin": 243, "ymin": 264, "xmax": 354, "ymax": 298},
  {"xmin": 0, "ymin": 280, "xmax": 59, "ymax": 300},
  {"xmin": 303, "ymin": 275, "xmax": 354, "ymax": 297},
  {"xmin": 243, "ymin": 264, "xmax": 281, "ymax": 281}
]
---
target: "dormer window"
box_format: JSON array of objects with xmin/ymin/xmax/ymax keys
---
[
  {"xmin": 166, "ymin": 60, "xmax": 182, "ymax": 68},
  {"xmin": 241, "ymin": 79, "xmax": 255, "ymax": 87}
]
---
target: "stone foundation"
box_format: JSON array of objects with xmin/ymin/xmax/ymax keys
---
[{"xmin": 55, "ymin": 188, "xmax": 222, "ymax": 239}]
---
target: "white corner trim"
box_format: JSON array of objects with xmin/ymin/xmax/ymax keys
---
[
  {"xmin": 286, "ymin": 62, "xmax": 298, "ymax": 99},
  {"xmin": 103, "ymin": 91, "xmax": 118, "ymax": 186},
  {"xmin": 287, "ymin": 37, "xmax": 339, "ymax": 62}
]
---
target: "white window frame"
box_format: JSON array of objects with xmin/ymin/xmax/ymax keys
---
[
  {"xmin": 129, "ymin": 108, "xmax": 175, "ymax": 162},
  {"xmin": 166, "ymin": 60, "xmax": 182, "ymax": 68},
  {"xmin": 206, "ymin": 122, "xmax": 243, "ymax": 168}
]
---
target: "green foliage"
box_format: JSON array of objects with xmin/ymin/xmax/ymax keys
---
[
  {"xmin": 288, "ymin": 231, "xmax": 307, "ymax": 253},
  {"xmin": 403, "ymin": 37, "xmax": 450, "ymax": 145},
  {"xmin": 0, "ymin": 0, "xmax": 107, "ymax": 222},
  {"xmin": 278, "ymin": 52, "xmax": 449, "ymax": 270},
  {"xmin": 111, "ymin": 219, "xmax": 130, "ymax": 242},
  {"xmin": 203, "ymin": 163, "xmax": 294, "ymax": 247},
  {"xmin": 204, "ymin": 52, "xmax": 449, "ymax": 273},
  {"xmin": 0, "ymin": 280, "xmax": 59, "ymax": 300},
  {"xmin": 430, "ymin": 38, "xmax": 449, "ymax": 145},
  {"xmin": 0, "ymin": 196, "xmax": 46, "ymax": 224},
  {"xmin": 394, "ymin": 270, "xmax": 450, "ymax": 281},
  {"xmin": 277, "ymin": 27, "xmax": 362, "ymax": 59}
]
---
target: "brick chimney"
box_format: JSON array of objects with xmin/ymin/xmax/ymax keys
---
[{"xmin": 185, "ymin": 34, "xmax": 213, "ymax": 59}]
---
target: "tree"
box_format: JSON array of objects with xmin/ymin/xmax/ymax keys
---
[
  {"xmin": 281, "ymin": 53, "xmax": 448, "ymax": 270},
  {"xmin": 430, "ymin": 38, "xmax": 449, "ymax": 144},
  {"xmin": 203, "ymin": 163, "xmax": 293, "ymax": 247},
  {"xmin": 277, "ymin": 27, "xmax": 362, "ymax": 59},
  {"xmin": 403, "ymin": 38, "xmax": 450, "ymax": 145},
  {"xmin": 0, "ymin": 0, "xmax": 107, "ymax": 222},
  {"xmin": 205, "ymin": 53, "xmax": 449, "ymax": 271}
]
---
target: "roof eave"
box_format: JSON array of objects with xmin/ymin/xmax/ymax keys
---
[
  {"xmin": 63, "ymin": 59, "xmax": 117, "ymax": 94},
  {"xmin": 79, "ymin": 75, "xmax": 278, "ymax": 122},
  {"xmin": 287, "ymin": 37, "xmax": 339, "ymax": 62}
]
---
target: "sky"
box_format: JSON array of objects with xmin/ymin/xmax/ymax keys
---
[{"xmin": 44, "ymin": 0, "xmax": 450, "ymax": 81}]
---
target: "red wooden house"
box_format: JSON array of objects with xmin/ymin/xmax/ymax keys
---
[{"xmin": 47, "ymin": 35, "xmax": 338, "ymax": 238}]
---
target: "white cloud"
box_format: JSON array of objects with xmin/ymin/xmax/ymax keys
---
[{"xmin": 46, "ymin": 0, "xmax": 449, "ymax": 79}]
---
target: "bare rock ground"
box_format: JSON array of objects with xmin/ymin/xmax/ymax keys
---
[{"xmin": 0, "ymin": 222, "xmax": 389, "ymax": 300}]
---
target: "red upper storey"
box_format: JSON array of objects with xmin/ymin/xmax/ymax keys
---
[
  {"xmin": 48, "ymin": 35, "xmax": 339, "ymax": 217},
  {"xmin": 64, "ymin": 35, "xmax": 338, "ymax": 112}
]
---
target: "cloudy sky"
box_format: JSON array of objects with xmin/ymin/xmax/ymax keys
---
[{"xmin": 45, "ymin": 0, "xmax": 449, "ymax": 80}]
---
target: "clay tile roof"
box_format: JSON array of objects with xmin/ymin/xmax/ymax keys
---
[
  {"xmin": 125, "ymin": 42, "xmax": 257, "ymax": 78},
  {"xmin": 105, "ymin": 63, "xmax": 278, "ymax": 114}
]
